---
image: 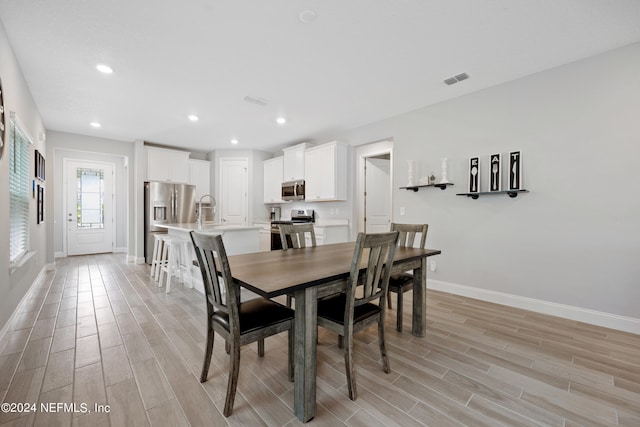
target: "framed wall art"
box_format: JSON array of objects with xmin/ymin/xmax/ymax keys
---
[
  {"xmin": 37, "ymin": 184, "xmax": 44, "ymax": 224},
  {"xmin": 468, "ymin": 157, "xmax": 479, "ymax": 192},
  {"xmin": 35, "ymin": 149, "xmax": 46, "ymax": 181},
  {"xmin": 508, "ymin": 151, "xmax": 522, "ymax": 190},
  {"xmin": 489, "ymin": 153, "xmax": 502, "ymax": 192}
]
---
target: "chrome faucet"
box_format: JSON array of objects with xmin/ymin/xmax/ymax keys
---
[{"xmin": 197, "ymin": 195, "xmax": 216, "ymax": 225}]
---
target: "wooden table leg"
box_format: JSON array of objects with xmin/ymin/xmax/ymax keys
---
[
  {"xmin": 411, "ymin": 257, "xmax": 427, "ymax": 337},
  {"xmin": 294, "ymin": 287, "xmax": 318, "ymax": 422}
]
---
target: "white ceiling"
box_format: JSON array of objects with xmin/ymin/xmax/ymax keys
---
[{"xmin": 1, "ymin": 1, "xmax": 640, "ymax": 153}]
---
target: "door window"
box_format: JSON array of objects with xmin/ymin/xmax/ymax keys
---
[{"xmin": 76, "ymin": 168, "xmax": 105, "ymax": 229}]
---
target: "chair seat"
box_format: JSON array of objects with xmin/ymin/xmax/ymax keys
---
[
  {"xmin": 388, "ymin": 273, "xmax": 414, "ymax": 292},
  {"xmin": 212, "ymin": 298, "xmax": 294, "ymax": 335},
  {"xmin": 317, "ymin": 294, "xmax": 380, "ymax": 325}
]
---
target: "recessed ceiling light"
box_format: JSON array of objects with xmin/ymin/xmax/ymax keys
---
[
  {"xmin": 90, "ymin": 122, "xmax": 101, "ymax": 128},
  {"xmin": 299, "ymin": 10, "xmax": 317, "ymax": 23},
  {"xmin": 276, "ymin": 117, "xmax": 286, "ymax": 125},
  {"xmin": 96, "ymin": 64, "xmax": 113, "ymax": 74},
  {"xmin": 230, "ymin": 139, "xmax": 239, "ymax": 145},
  {"xmin": 188, "ymin": 115, "xmax": 199, "ymax": 122}
]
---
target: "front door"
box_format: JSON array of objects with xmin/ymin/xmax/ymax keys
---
[
  {"xmin": 220, "ymin": 158, "xmax": 248, "ymax": 225},
  {"xmin": 66, "ymin": 159, "xmax": 114, "ymax": 255},
  {"xmin": 365, "ymin": 157, "xmax": 391, "ymax": 233}
]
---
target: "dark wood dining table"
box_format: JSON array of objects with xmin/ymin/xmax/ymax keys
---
[{"xmin": 227, "ymin": 241, "xmax": 441, "ymax": 422}]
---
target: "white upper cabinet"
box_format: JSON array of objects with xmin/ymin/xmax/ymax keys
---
[
  {"xmin": 263, "ymin": 156, "xmax": 284, "ymax": 204},
  {"xmin": 146, "ymin": 147, "xmax": 190, "ymax": 183},
  {"xmin": 304, "ymin": 141, "xmax": 348, "ymax": 201},
  {"xmin": 282, "ymin": 143, "xmax": 309, "ymax": 181},
  {"xmin": 189, "ymin": 159, "xmax": 211, "ymax": 200}
]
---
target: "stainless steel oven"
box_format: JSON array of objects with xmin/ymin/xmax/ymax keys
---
[
  {"xmin": 270, "ymin": 209, "xmax": 314, "ymax": 250},
  {"xmin": 281, "ymin": 179, "xmax": 305, "ymax": 201}
]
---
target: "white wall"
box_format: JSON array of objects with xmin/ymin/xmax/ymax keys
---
[
  {"xmin": 47, "ymin": 131, "xmax": 134, "ymax": 258},
  {"xmin": 331, "ymin": 42, "xmax": 640, "ymax": 328},
  {"xmin": 0, "ymin": 21, "xmax": 47, "ymax": 331}
]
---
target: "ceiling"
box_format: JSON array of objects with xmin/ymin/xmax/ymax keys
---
[{"xmin": 1, "ymin": 1, "xmax": 640, "ymax": 154}]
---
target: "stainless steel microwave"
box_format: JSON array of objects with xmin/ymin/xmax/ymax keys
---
[{"xmin": 282, "ymin": 179, "xmax": 305, "ymax": 201}]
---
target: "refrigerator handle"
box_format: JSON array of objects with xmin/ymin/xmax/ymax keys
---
[{"xmin": 171, "ymin": 189, "xmax": 176, "ymax": 222}]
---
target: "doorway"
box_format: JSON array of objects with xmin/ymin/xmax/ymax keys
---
[
  {"xmin": 364, "ymin": 155, "xmax": 391, "ymax": 232},
  {"xmin": 356, "ymin": 140, "xmax": 393, "ymax": 234},
  {"xmin": 64, "ymin": 159, "xmax": 115, "ymax": 255}
]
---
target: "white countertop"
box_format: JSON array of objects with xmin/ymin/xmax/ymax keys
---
[
  {"xmin": 157, "ymin": 223, "xmax": 262, "ymax": 232},
  {"xmin": 314, "ymin": 219, "xmax": 349, "ymax": 227}
]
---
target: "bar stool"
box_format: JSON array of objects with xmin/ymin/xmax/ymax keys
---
[
  {"xmin": 158, "ymin": 237, "xmax": 190, "ymax": 293},
  {"xmin": 150, "ymin": 234, "xmax": 168, "ymax": 281}
]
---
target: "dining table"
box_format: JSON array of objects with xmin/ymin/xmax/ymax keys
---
[{"xmin": 226, "ymin": 241, "xmax": 441, "ymax": 422}]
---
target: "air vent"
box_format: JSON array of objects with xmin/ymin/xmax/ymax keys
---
[
  {"xmin": 243, "ymin": 95, "xmax": 269, "ymax": 106},
  {"xmin": 443, "ymin": 72, "xmax": 470, "ymax": 86}
]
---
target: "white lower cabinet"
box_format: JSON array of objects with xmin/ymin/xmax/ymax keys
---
[
  {"xmin": 254, "ymin": 222, "xmax": 271, "ymax": 252},
  {"xmin": 307, "ymin": 225, "xmax": 348, "ymax": 247}
]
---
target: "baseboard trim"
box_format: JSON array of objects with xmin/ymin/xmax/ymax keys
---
[
  {"xmin": 114, "ymin": 247, "xmax": 127, "ymax": 254},
  {"xmin": 54, "ymin": 252, "xmax": 65, "ymax": 258},
  {"xmin": 0, "ymin": 265, "xmax": 48, "ymax": 345},
  {"xmin": 127, "ymin": 256, "xmax": 145, "ymax": 264},
  {"xmin": 429, "ymin": 279, "xmax": 640, "ymax": 335}
]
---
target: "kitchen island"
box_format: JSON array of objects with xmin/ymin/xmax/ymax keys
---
[{"xmin": 156, "ymin": 223, "xmax": 261, "ymax": 293}]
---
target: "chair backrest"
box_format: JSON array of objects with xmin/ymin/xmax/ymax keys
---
[
  {"xmin": 390, "ymin": 223, "xmax": 428, "ymax": 249},
  {"xmin": 279, "ymin": 223, "xmax": 316, "ymax": 249},
  {"xmin": 190, "ymin": 231, "xmax": 240, "ymax": 328},
  {"xmin": 346, "ymin": 231, "xmax": 399, "ymax": 315}
]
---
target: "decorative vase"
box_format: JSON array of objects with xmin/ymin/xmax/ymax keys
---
[
  {"xmin": 439, "ymin": 158, "xmax": 449, "ymax": 184},
  {"xmin": 407, "ymin": 160, "xmax": 417, "ymax": 186}
]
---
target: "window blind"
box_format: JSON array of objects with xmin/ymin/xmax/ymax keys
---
[{"xmin": 9, "ymin": 116, "xmax": 31, "ymax": 266}]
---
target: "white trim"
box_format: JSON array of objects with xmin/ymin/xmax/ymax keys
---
[
  {"xmin": 429, "ymin": 279, "xmax": 640, "ymax": 335},
  {"xmin": 0, "ymin": 265, "xmax": 47, "ymax": 345},
  {"xmin": 54, "ymin": 251, "xmax": 66, "ymax": 258},
  {"xmin": 46, "ymin": 262, "xmax": 56, "ymax": 271},
  {"xmin": 127, "ymin": 255, "xmax": 145, "ymax": 264},
  {"xmin": 114, "ymin": 247, "xmax": 127, "ymax": 253}
]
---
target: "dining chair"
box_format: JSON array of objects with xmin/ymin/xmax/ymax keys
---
[
  {"xmin": 279, "ymin": 223, "xmax": 317, "ymax": 307},
  {"xmin": 316, "ymin": 231, "xmax": 399, "ymax": 400},
  {"xmin": 190, "ymin": 231, "xmax": 294, "ymax": 417},
  {"xmin": 388, "ymin": 223, "xmax": 428, "ymax": 332}
]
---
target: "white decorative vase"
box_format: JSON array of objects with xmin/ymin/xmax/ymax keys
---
[
  {"xmin": 407, "ymin": 160, "xmax": 417, "ymax": 186},
  {"xmin": 439, "ymin": 158, "xmax": 449, "ymax": 184}
]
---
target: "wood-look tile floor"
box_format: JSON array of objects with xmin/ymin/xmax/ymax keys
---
[{"xmin": 1, "ymin": 254, "xmax": 638, "ymax": 426}]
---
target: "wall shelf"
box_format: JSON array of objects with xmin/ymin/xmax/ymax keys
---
[
  {"xmin": 400, "ymin": 183, "xmax": 454, "ymax": 192},
  {"xmin": 456, "ymin": 189, "xmax": 528, "ymax": 199}
]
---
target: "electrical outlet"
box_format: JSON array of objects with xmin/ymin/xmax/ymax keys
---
[
  {"xmin": 400, "ymin": 207, "xmax": 406, "ymax": 216},
  {"xmin": 430, "ymin": 260, "xmax": 437, "ymax": 272}
]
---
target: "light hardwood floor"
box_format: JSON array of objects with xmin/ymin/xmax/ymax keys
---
[{"xmin": 1, "ymin": 254, "xmax": 638, "ymax": 426}]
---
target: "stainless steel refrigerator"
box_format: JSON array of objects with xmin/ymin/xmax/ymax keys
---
[{"xmin": 144, "ymin": 181, "xmax": 196, "ymax": 264}]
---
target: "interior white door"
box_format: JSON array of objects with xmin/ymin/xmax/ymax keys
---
[
  {"xmin": 220, "ymin": 158, "xmax": 248, "ymax": 225},
  {"xmin": 365, "ymin": 157, "xmax": 391, "ymax": 233},
  {"xmin": 66, "ymin": 160, "xmax": 114, "ymax": 256}
]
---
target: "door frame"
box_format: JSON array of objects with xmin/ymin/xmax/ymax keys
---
[
  {"xmin": 355, "ymin": 140, "xmax": 394, "ymax": 234},
  {"xmin": 63, "ymin": 157, "xmax": 116, "ymax": 256}
]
